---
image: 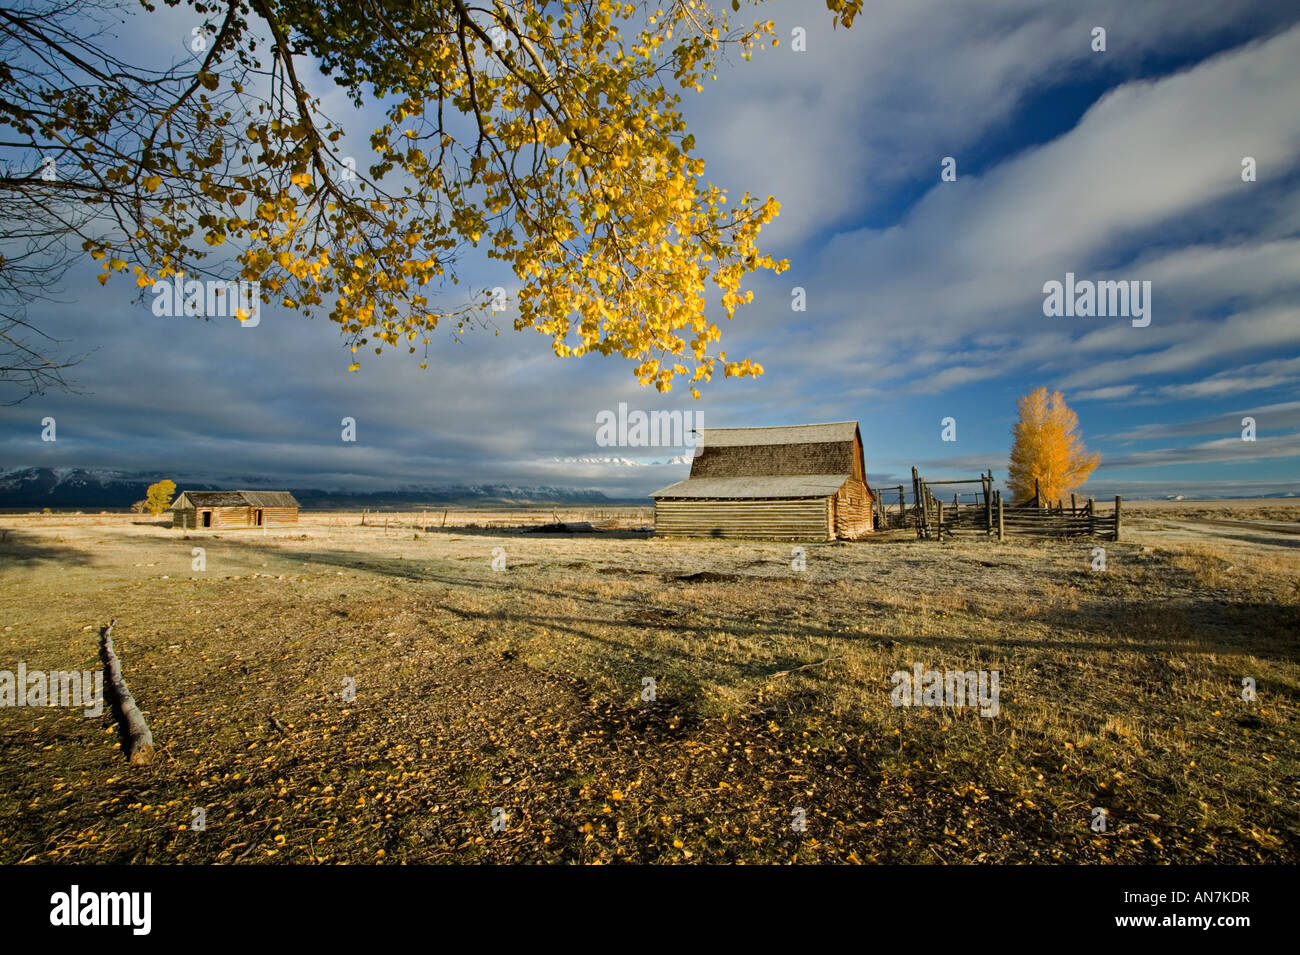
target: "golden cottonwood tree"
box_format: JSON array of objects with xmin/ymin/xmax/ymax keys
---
[
  {"xmin": 0, "ymin": 0, "xmax": 862, "ymax": 400},
  {"xmin": 1007, "ymin": 388, "xmax": 1100, "ymax": 504},
  {"xmin": 145, "ymin": 479, "xmax": 177, "ymax": 515}
]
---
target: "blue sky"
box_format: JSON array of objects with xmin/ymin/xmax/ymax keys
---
[{"xmin": 2, "ymin": 0, "xmax": 1299, "ymax": 500}]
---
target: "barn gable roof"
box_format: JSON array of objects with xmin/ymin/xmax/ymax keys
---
[
  {"xmin": 172, "ymin": 490, "xmax": 299, "ymax": 509},
  {"xmin": 696, "ymin": 421, "xmax": 859, "ymax": 448},
  {"xmin": 651, "ymin": 421, "xmax": 866, "ymax": 500}
]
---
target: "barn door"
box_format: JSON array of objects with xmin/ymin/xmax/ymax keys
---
[
  {"xmin": 202, "ymin": 511, "xmax": 212, "ymax": 527},
  {"xmin": 255, "ymin": 509, "xmax": 264, "ymax": 526}
]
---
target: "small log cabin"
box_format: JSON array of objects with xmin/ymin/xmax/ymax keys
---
[
  {"xmin": 651, "ymin": 421, "xmax": 875, "ymax": 540},
  {"xmin": 171, "ymin": 490, "xmax": 300, "ymax": 529}
]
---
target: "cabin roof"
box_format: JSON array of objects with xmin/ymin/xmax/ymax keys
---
[{"xmin": 172, "ymin": 490, "xmax": 300, "ymax": 509}]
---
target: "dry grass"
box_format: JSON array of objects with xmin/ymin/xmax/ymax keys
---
[{"xmin": 0, "ymin": 504, "xmax": 1296, "ymax": 864}]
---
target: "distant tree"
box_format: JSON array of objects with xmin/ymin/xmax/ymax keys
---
[
  {"xmin": 145, "ymin": 479, "xmax": 177, "ymax": 516},
  {"xmin": 1008, "ymin": 388, "xmax": 1099, "ymax": 505}
]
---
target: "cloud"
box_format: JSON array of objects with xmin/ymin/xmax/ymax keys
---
[
  {"xmin": 1147, "ymin": 357, "xmax": 1300, "ymax": 401},
  {"xmin": 689, "ymin": 0, "xmax": 1300, "ymax": 247},
  {"xmin": 734, "ymin": 23, "xmax": 1300, "ymax": 401},
  {"xmin": 1108, "ymin": 400, "xmax": 1300, "ymax": 440},
  {"xmin": 1100, "ymin": 432, "xmax": 1300, "ymax": 467},
  {"xmin": 1073, "ymin": 385, "xmax": 1138, "ymax": 402}
]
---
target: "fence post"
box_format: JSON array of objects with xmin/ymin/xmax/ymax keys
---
[
  {"xmin": 997, "ymin": 491, "xmax": 1004, "ymax": 541},
  {"xmin": 1114, "ymin": 495, "xmax": 1123, "ymax": 541},
  {"xmin": 937, "ymin": 501, "xmax": 944, "ymax": 541},
  {"xmin": 1071, "ymin": 493, "xmax": 1077, "ymax": 514},
  {"xmin": 1088, "ymin": 497, "xmax": 1095, "ymax": 536},
  {"xmin": 984, "ymin": 473, "xmax": 992, "ymax": 534},
  {"xmin": 915, "ymin": 469, "xmax": 926, "ymax": 538}
]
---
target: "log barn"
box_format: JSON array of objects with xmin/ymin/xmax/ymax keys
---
[
  {"xmin": 170, "ymin": 490, "xmax": 300, "ymax": 529},
  {"xmin": 651, "ymin": 421, "xmax": 874, "ymax": 540}
]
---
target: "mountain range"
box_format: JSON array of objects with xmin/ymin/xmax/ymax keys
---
[{"xmin": 0, "ymin": 467, "xmax": 635, "ymax": 509}]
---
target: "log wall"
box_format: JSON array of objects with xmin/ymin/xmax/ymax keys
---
[
  {"xmin": 172, "ymin": 506, "xmax": 299, "ymax": 528},
  {"xmin": 256, "ymin": 506, "xmax": 299, "ymax": 527},
  {"xmin": 834, "ymin": 478, "xmax": 873, "ymax": 538},
  {"xmin": 653, "ymin": 498, "xmax": 833, "ymax": 540}
]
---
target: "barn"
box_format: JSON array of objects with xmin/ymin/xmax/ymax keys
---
[
  {"xmin": 170, "ymin": 490, "xmax": 300, "ymax": 529},
  {"xmin": 651, "ymin": 421, "xmax": 874, "ymax": 540}
]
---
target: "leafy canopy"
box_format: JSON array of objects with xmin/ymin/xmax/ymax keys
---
[
  {"xmin": 3, "ymin": 0, "xmax": 862, "ymax": 397},
  {"xmin": 145, "ymin": 479, "xmax": 177, "ymax": 515},
  {"xmin": 1007, "ymin": 388, "xmax": 1100, "ymax": 505}
]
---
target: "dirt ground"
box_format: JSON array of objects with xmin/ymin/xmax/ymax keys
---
[{"xmin": 0, "ymin": 500, "xmax": 1296, "ymax": 864}]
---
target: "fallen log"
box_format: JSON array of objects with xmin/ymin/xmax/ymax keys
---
[{"xmin": 99, "ymin": 619, "xmax": 155, "ymax": 765}]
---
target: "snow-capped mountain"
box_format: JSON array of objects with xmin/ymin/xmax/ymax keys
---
[
  {"xmin": 0, "ymin": 468, "xmax": 632, "ymax": 508},
  {"xmin": 557, "ymin": 454, "xmax": 693, "ymax": 467}
]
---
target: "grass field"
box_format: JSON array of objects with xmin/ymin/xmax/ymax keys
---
[{"xmin": 1, "ymin": 500, "xmax": 1297, "ymax": 864}]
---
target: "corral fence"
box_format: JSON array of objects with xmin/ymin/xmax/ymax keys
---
[
  {"xmin": 871, "ymin": 471, "xmax": 992, "ymax": 533},
  {"xmin": 904, "ymin": 467, "xmax": 996, "ymax": 539},
  {"xmin": 886, "ymin": 469, "xmax": 1122, "ymax": 541},
  {"xmin": 1000, "ymin": 481, "xmax": 1122, "ymax": 541},
  {"xmin": 873, "ymin": 485, "xmax": 911, "ymax": 530}
]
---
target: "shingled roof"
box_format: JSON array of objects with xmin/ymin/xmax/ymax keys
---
[
  {"xmin": 652, "ymin": 421, "xmax": 865, "ymax": 499},
  {"xmin": 172, "ymin": 490, "xmax": 299, "ymax": 509},
  {"xmin": 695, "ymin": 422, "xmax": 858, "ymax": 448}
]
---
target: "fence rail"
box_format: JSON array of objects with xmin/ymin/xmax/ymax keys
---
[
  {"xmin": 890, "ymin": 469, "xmax": 1122, "ymax": 541},
  {"xmin": 998, "ymin": 499, "xmax": 1120, "ymax": 539}
]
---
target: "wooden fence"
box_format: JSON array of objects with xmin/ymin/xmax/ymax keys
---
[
  {"xmin": 874, "ymin": 485, "xmax": 911, "ymax": 530},
  {"xmin": 897, "ymin": 469, "xmax": 1122, "ymax": 541},
  {"xmin": 997, "ymin": 489, "xmax": 1122, "ymax": 541},
  {"xmin": 899, "ymin": 467, "xmax": 996, "ymax": 539}
]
